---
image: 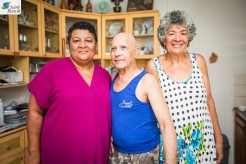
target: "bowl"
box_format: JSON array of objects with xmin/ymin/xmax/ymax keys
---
[
  {"xmin": 238, "ymin": 106, "xmax": 246, "ymax": 112},
  {"xmin": 133, "ymin": 30, "xmax": 139, "ymax": 35}
]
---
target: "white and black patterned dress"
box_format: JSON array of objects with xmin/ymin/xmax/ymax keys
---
[{"xmin": 153, "ymin": 53, "xmax": 216, "ymax": 164}]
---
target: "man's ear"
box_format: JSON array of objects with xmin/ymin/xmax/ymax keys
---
[{"xmin": 134, "ymin": 47, "xmax": 140, "ymax": 58}]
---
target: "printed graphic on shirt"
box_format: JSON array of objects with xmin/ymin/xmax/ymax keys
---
[{"xmin": 119, "ymin": 100, "xmax": 133, "ymax": 109}]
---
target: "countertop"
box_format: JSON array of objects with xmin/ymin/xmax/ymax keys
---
[
  {"xmin": 0, "ymin": 122, "xmax": 26, "ymax": 134},
  {"xmin": 234, "ymin": 107, "xmax": 246, "ymax": 122}
]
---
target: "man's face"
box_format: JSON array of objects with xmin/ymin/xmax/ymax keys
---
[{"xmin": 110, "ymin": 34, "xmax": 137, "ymax": 70}]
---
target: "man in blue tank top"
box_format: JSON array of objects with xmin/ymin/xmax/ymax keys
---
[{"xmin": 109, "ymin": 33, "xmax": 177, "ymax": 164}]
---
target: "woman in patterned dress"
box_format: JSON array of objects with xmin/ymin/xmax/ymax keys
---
[{"xmin": 145, "ymin": 10, "xmax": 223, "ymax": 164}]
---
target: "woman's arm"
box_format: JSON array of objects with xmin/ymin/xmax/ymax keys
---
[
  {"xmin": 197, "ymin": 54, "xmax": 223, "ymax": 163},
  {"xmin": 27, "ymin": 93, "xmax": 44, "ymax": 164}
]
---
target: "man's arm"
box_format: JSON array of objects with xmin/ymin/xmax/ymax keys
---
[{"xmin": 141, "ymin": 74, "xmax": 177, "ymax": 163}]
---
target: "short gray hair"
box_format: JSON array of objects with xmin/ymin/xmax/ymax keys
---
[{"xmin": 157, "ymin": 10, "xmax": 196, "ymax": 49}]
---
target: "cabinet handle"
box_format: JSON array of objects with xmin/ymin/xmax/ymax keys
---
[
  {"xmin": 62, "ymin": 38, "xmax": 65, "ymax": 58},
  {"xmin": 13, "ymin": 51, "xmax": 19, "ymax": 55},
  {"xmin": 6, "ymin": 144, "xmax": 11, "ymax": 150}
]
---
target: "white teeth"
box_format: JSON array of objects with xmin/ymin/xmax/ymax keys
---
[{"xmin": 173, "ymin": 45, "xmax": 181, "ymax": 48}]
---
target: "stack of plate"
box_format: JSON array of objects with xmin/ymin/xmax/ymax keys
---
[{"xmin": 4, "ymin": 103, "xmax": 28, "ymax": 124}]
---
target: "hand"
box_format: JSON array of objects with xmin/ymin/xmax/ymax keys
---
[
  {"xmin": 215, "ymin": 134, "xmax": 223, "ymax": 164},
  {"xmin": 26, "ymin": 152, "xmax": 40, "ymax": 164},
  {"xmin": 109, "ymin": 141, "xmax": 115, "ymax": 154}
]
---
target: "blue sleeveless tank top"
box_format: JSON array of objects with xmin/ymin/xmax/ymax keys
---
[{"xmin": 111, "ymin": 70, "xmax": 159, "ymax": 154}]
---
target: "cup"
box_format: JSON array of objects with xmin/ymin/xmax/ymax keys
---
[
  {"xmin": 133, "ymin": 30, "xmax": 139, "ymax": 35},
  {"xmin": 140, "ymin": 50, "xmax": 145, "ymax": 55}
]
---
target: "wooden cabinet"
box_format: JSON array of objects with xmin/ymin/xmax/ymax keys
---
[
  {"xmin": 101, "ymin": 10, "xmax": 159, "ymax": 69},
  {"xmin": 0, "ymin": 127, "xmax": 27, "ymax": 164},
  {"xmin": 0, "ymin": 0, "xmax": 62, "ymax": 58},
  {"xmin": 1, "ymin": 151, "xmax": 25, "ymax": 164},
  {"xmin": 235, "ymin": 108, "xmax": 246, "ymax": 164},
  {"xmin": 0, "ymin": 15, "xmax": 15, "ymax": 56}
]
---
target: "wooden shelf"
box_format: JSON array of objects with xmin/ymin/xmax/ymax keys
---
[
  {"xmin": 18, "ymin": 22, "xmax": 38, "ymax": 29},
  {"xmin": 45, "ymin": 28, "xmax": 59, "ymax": 34},
  {"xmin": 0, "ymin": 83, "xmax": 27, "ymax": 89},
  {"xmin": 134, "ymin": 34, "xmax": 154, "ymax": 37}
]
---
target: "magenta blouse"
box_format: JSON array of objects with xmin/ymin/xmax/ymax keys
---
[{"xmin": 28, "ymin": 57, "xmax": 111, "ymax": 164}]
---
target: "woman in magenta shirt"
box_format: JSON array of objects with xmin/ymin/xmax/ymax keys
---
[{"xmin": 27, "ymin": 21, "xmax": 111, "ymax": 164}]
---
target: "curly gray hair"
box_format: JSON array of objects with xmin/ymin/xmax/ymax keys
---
[{"xmin": 157, "ymin": 10, "xmax": 196, "ymax": 49}]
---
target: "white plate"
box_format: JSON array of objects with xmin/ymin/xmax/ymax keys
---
[
  {"xmin": 95, "ymin": 1, "xmax": 109, "ymax": 14},
  {"xmin": 239, "ymin": 106, "xmax": 246, "ymax": 112},
  {"xmin": 143, "ymin": 41, "xmax": 153, "ymax": 48},
  {"xmin": 109, "ymin": 22, "xmax": 124, "ymax": 36}
]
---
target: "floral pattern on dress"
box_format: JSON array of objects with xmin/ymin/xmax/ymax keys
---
[{"xmin": 160, "ymin": 119, "xmax": 206, "ymax": 164}]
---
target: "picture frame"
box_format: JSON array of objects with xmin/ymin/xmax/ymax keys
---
[{"xmin": 127, "ymin": 0, "xmax": 154, "ymax": 12}]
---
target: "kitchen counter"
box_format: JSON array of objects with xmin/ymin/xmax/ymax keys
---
[
  {"xmin": 0, "ymin": 122, "xmax": 26, "ymax": 134},
  {"xmin": 234, "ymin": 107, "xmax": 246, "ymax": 122},
  {"xmin": 234, "ymin": 107, "xmax": 246, "ymax": 164}
]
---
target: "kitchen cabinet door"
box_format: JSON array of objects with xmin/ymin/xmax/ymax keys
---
[
  {"xmin": 41, "ymin": 2, "xmax": 62, "ymax": 58},
  {"xmin": 14, "ymin": 0, "xmax": 42, "ymax": 57},
  {"xmin": 0, "ymin": 15, "xmax": 15, "ymax": 56}
]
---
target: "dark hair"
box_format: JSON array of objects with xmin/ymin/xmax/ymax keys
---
[
  {"xmin": 67, "ymin": 21, "xmax": 98, "ymax": 44},
  {"xmin": 157, "ymin": 10, "xmax": 196, "ymax": 49}
]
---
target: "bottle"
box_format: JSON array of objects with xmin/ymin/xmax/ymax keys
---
[
  {"xmin": 0, "ymin": 99, "xmax": 4, "ymax": 126},
  {"xmin": 61, "ymin": 0, "xmax": 67, "ymax": 9},
  {"xmin": 86, "ymin": 0, "xmax": 92, "ymax": 13},
  {"xmin": 74, "ymin": 0, "xmax": 83, "ymax": 11},
  {"xmin": 48, "ymin": 0, "xmax": 55, "ymax": 6}
]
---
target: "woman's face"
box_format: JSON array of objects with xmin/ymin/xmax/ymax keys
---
[
  {"xmin": 69, "ymin": 29, "xmax": 96, "ymax": 63},
  {"xmin": 164, "ymin": 24, "xmax": 189, "ymax": 54}
]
